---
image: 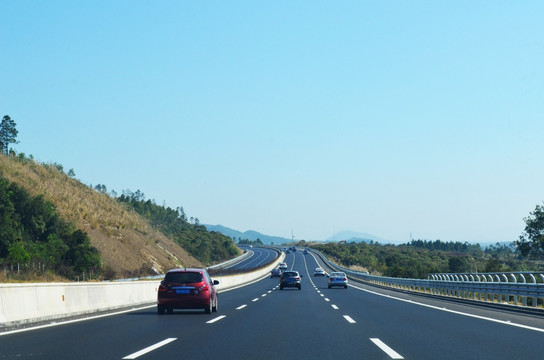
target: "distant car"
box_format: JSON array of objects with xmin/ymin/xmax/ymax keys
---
[
  {"xmin": 328, "ymin": 272, "xmax": 348, "ymax": 289},
  {"xmin": 157, "ymin": 268, "xmax": 219, "ymax": 314},
  {"xmin": 303, "ymin": 249, "xmax": 309, "ymax": 254},
  {"xmin": 279, "ymin": 262, "xmax": 288, "ymax": 270},
  {"xmin": 280, "ymin": 270, "xmax": 302, "ymax": 290},
  {"xmin": 314, "ymin": 267, "xmax": 326, "ymax": 276},
  {"xmin": 271, "ymin": 268, "xmax": 282, "ymax": 277}
]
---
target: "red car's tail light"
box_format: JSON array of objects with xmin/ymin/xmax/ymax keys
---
[
  {"xmin": 199, "ymin": 284, "xmax": 209, "ymax": 292},
  {"xmin": 158, "ymin": 284, "xmax": 167, "ymax": 292}
]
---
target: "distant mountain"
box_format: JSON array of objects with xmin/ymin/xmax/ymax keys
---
[
  {"xmin": 326, "ymin": 231, "xmax": 388, "ymax": 244},
  {"xmin": 204, "ymin": 224, "xmax": 290, "ymax": 245}
]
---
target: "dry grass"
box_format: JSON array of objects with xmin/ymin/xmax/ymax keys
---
[
  {"xmin": 347, "ymin": 264, "xmax": 370, "ymax": 273},
  {"xmin": 0, "ymin": 155, "xmax": 203, "ymax": 279}
]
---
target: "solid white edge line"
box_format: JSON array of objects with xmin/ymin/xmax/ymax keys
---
[
  {"xmin": 350, "ymin": 284, "xmax": 544, "ymax": 334},
  {"xmin": 206, "ymin": 315, "xmax": 226, "ymax": 324},
  {"xmin": 0, "ymin": 304, "xmax": 157, "ymax": 336},
  {"xmin": 370, "ymin": 338, "xmax": 404, "ymax": 359},
  {"xmin": 122, "ymin": 338, "xmax": 177, "ymax": 359}
]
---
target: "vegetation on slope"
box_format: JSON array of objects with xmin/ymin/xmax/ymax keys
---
[
  {"xmin": 0, "ymin": 154, "xmax": 206, "ymax": 280},
  {"xmin": 0, "ymin": 176, "xmax": 101, "ymax": 280},
  {"xmin": 117, "ymin": 191, "xmax": 240, "ymax": 264}
]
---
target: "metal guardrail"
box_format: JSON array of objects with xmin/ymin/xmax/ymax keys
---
[
  {"xmin": 429, "ymin": 271, "xmax": 544, "ymax": 284},
  {"xmin": 311, "ymin": 249, "xmax": 544, "ymax": 310}
]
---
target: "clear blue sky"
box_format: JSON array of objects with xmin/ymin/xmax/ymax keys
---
[{"xmin": 2, "ymin": 1, "xmax": 543, "ymax": 244}]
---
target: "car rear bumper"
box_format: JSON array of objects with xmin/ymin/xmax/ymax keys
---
[{"xmin": 157, "ymin": 293, "xmax": 211, "ymax": 308}]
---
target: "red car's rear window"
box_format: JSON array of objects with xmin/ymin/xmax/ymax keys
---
[{"xmin": 164, "ymin": 272, "xmax": 203, "ymax": 284}]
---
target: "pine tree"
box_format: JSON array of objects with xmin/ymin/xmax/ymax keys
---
[{"xmin": 0, "ymin": 115, "xmax": 19, "ymax": 154}]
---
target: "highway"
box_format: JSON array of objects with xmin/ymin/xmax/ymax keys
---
[
  {"xmin": 1, "ymin": 248, "xmax": 544, "ymax": 359},
  {"xmin": 226, "ymin": 245, "xmax": 278, "ymax": 271}
]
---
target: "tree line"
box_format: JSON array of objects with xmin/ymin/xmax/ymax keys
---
[
  {"xmin": 117, "ymin": 190, "xmax": 239, "ymax": 265},
  {"xmin": 0, "ymin": 175, "xmax": 101, "ymax": 280},
  {"xmin": 311, "ymin": 238, "xmax": 541, "ymax": 279}
]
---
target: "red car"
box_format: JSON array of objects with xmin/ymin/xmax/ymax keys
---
[{"xmin": 157, "ymin": 268, "xmax": 219, "ymax": 314}]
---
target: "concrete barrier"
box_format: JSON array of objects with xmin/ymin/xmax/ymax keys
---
[{"xmin": 0, "ymin": 253, "xmax": 285, "ymax": 329}]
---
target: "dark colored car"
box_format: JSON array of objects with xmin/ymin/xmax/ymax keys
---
[
  {"xmin": 271, "ymin": 268, "xmax": 282, "ymax": 277},
  {"xmin": 157, "ymin": 268, "xmax": 219, "ymax": 314},
  {"xmin": 280, "ymin": 270, "xmax": 302, "ymax": 290}
]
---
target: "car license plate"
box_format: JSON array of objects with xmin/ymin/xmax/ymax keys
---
[{"xmin": 176, "ymin": 289, "xmax": 190, "ymax": 294}]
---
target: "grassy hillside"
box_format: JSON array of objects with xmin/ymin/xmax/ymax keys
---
[{"xmin": 0, "ymin": 154, "xmax": 204, "ymax": 279}]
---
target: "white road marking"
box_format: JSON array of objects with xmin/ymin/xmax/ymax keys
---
[
  {"xmin": 320, "ymin": 294, "xmax": 324, "ymax": 297},
  {"xmin": 343, "ymin": 315, "xmax": 356, "ymax": 323},
  {"xmin": 0, "ymin": 304, "xmax": 157, "ymax": 336},
  {"xmin": 123, "ymin": 338, "xmax": 177, "ymax": 359},
  {"xmin": 331, "ymin": 304, "xmax": 339, "ymax": 310},
  {"xmin": 252, "ymin": 298, "xmax": 259, "ymax": 302},
  {"xmin": 370, "ymin": 338, "xmax": 404, "ymax": 359},
  {"xmin": 206, "ymin": 315, "xmax": 226, "ymax": 324},
  {"xmin": 236, "ymin": 305, "xmax": 247, "ymax": 310},
  {"xmin": 349, "ymin": 284, "xmax": 544, "ymax": 334},
  {"xmin": 261, "ymin": 294, "xmax": 267, "ymax": 297},
  {"xmin": 324, "ymin": 298, "xmax": 330, "ymax": 302}
]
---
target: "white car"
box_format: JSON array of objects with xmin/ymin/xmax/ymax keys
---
[
  {"xmin": 314, "ymin": 267, "xmax": 326, "ymax": 276},
  {"xmin": 328, "ymin": 272, "xmax": 348, "ymax": 288},
  {"xmin": 279, "ymin": 262, "xmax": 288, "ymax": 270}
]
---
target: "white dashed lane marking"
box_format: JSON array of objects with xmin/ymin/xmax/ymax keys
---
[
  {"xmin": 370, "ymin": 338, "xmax": 404, "ymax": 359},
  {"xmin": 123, "ymin": 338, "xmax": 177, "ymax": 359},
  {"xmin": 206, "ymin": 315, "xmax": 226, "ymax": 324}
]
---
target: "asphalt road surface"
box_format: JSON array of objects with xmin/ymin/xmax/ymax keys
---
[{"xmin": 2, "ymin": 250, "xmax": 544, "ymax": 359}]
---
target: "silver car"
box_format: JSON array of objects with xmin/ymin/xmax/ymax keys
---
[
  {"xmin": 328, "ymin": 272, "xmax": 348, "ymax": 288},
  {"xmin": 314, "ymin": 267, "xmax": 326, "ymax": 276}
]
